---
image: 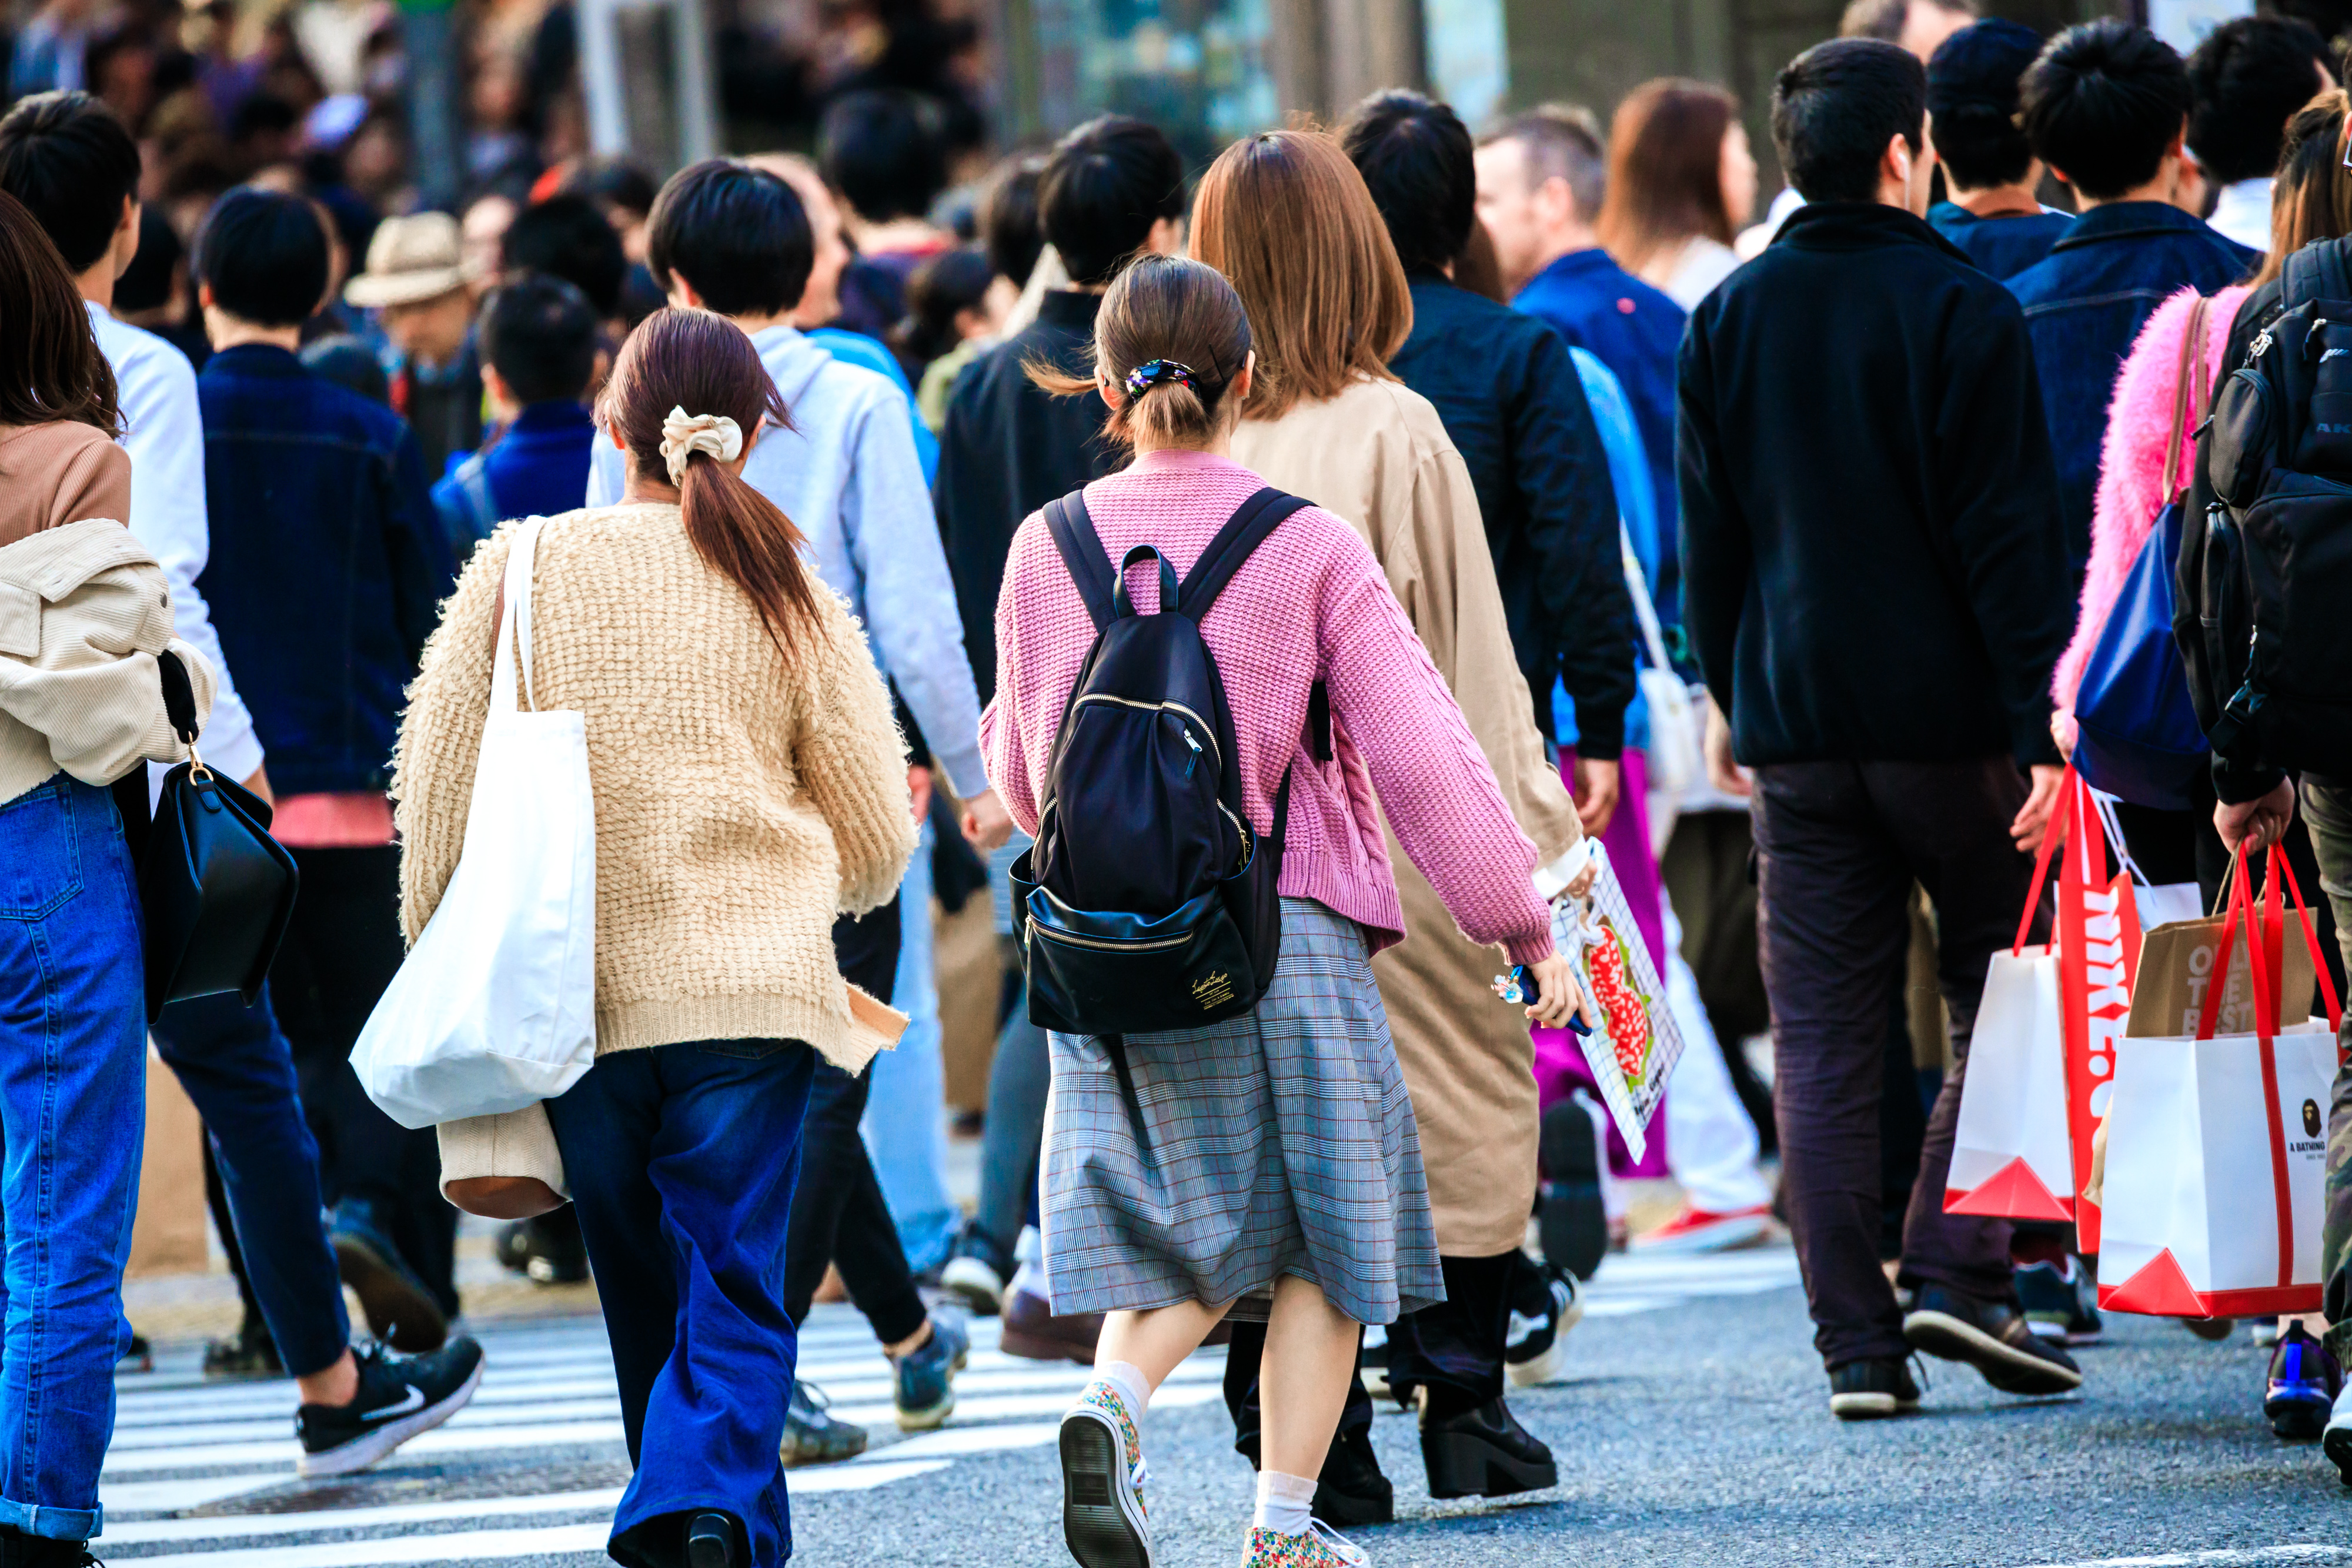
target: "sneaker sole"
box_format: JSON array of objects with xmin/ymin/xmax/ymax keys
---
[
  {"xmin": 1060, "ymin": 1405, "xmax": 1152, "ymax": 1568},
  {"xmin": 1829, "ymin": 1390, "xmax": 1899, "ymax": 1419},
  {"xmin": 1904, "ymin": 1310, "xmax": 2083, "ymax": 1395},
  {"xmin": 896, "ymin": 1386, "xmax": 957, "ymax": 1432},
  {"xmin": 1506, "ymin": 1289, "xmax": 1586, "ymax": 1388},
  {"xmin": 298, "ymin": 1358, "xmax": 485, "ymax": 1478},
  {"xmin": 1631, "ymin": 1214, "xmax": 1772, "ymax": 1255},
  {"xmin": 333, "ymin": 1234, "xmax": 449, "ymax": 1353},
  {"xmin": 2267, "ymin": 1390, "xmax": 2334, "ymax": 1441},
  {"xmin": 2325, "ymin": 1422, "xmax": 2352, "ymax": 1483},
  {"xmin": 940, "ymin": 1259, "xmax": 1005, "ymax": 1316}
]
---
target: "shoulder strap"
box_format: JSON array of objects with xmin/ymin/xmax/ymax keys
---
[
  {"xmin": 2283, "ymin": 240, "xmax": 2352, "ymax": 313},
  {"xmin": 2162, "ymin": 295, "xmax": 2213, "ymax": 500},
  {"xmin": 1041, "ymin": 491, "xmax": 1115, "ymax": 633},
  {"xmin": 1175, "ymin": 487, "xmax": 1312, "ymax": 620}
]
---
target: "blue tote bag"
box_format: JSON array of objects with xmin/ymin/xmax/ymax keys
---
[{"xmin": 2073, "ymin": 296, "xmax": 2211, "ymax": 811}]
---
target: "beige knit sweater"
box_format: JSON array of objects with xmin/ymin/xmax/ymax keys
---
[{"xmin": 395, "ymin": 503, "xmax": 917, "ymax": 1193}]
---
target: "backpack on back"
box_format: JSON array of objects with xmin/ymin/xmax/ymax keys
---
[
  {"xmin": 1008, "ymin": 485, "xmax": 1324, "ymax": 1037},
  {"xmin": 2191, "ymin": 239, "xmax": 2352, "ymax": 776}
]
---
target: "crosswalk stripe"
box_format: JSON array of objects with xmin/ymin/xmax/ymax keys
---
[
  {"xmin": 826, "ymin": 1378, "xmax": 1222, "ymax": 1432},
  {"xmin": 104, "ymin": 1488, "xmax": 626, "ymax": 1545},
  {"xmin": 102, "ymin": 1419, "xmax": 630, "ymax": 1475},
  {"xmin": 121, "ymin": 1521, "xmax": 617, "ymax": 1566}
]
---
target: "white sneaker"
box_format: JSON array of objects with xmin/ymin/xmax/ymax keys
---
[
  {"xmin": 2324, "ymin": 1375, "xmax": 2352, "ymax": 1483},
  {"xmin": 1505, "ymin": 1269, "xmax": 1583, "ymax": 1387}
]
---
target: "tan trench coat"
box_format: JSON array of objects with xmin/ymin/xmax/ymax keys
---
[{"xmin": 1232, "ymin": 376, "xmax": 1584, "ymax": 1256}]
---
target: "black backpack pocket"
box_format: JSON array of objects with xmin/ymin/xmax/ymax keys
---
[
  {"xmin": 2239, "ymin": 472, "xmax": 2352, "ymax": 704},
  {"xmin": 2209, "ymin": 367, "xmax": 2275, "ymax": 509},
  {"xmin": 1020, "ymin": 880, "xmax": 1260, "ymax": 1035}
]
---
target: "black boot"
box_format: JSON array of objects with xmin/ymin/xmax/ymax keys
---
[
  {"xmin": 1419, "ymin": 1393, "xmax": 1559, "ymax": 1500},
  {"xmin": 685, "ymin": 1510, "xmax": 743, "ymax": 1568},
  {"xmin": 0, "ymin": 1526, "xmax": 97, "ymax": 1567}
]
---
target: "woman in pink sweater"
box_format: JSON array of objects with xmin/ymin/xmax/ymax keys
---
[{"xmin": 981, "ymin": 254, "xmax": 1571, "ymax": 1568}]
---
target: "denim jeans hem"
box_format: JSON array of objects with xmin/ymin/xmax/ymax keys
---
[{"xmin": 0, "ymin": 1495, "xmax": 100, "ymax": 1541}]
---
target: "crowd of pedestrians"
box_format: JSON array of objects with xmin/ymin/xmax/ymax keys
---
[{"xmin": 4, "ymin": 0, "xmax": 2352, "ymax": 1564}]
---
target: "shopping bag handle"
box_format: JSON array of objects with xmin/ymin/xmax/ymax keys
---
[
  {"xmin": 2012, "ymin": 765, "xmax": 2080, "ymax": 957},
  {"xmin": 2268, "ymin": 842, "xmax": 2346, "ymax": 1039},
  {"xmin": 2198, "ymin": 845, "xmax": 2252, "ymax": 1041}
]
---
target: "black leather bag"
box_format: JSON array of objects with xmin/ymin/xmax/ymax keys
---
[{"xmin": 135, "ymin": 651, "xmax": 299, "ymax": 1022}]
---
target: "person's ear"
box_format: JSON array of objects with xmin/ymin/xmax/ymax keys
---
[
  {"xmin": 1230, "ymin": 349, "xmax": 1254, "ymax": 403},
  {"xmin": 198, "ymin": 280, "xmax": 216, "ymax": 311},
  {"xmin": 609, "ymin": 419, "xmax": 628, "ymax": 450},
  {"xmin": 1098, "ymin": 375, "xmax": 1127, "ymax": 413},
  {"xmin": 1885, "ymin": 130, "xmax": 1914, "ymax": 191}
]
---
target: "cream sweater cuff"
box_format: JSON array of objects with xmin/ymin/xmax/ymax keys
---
[{"xmin": 437, "ymin": 1105, "xmax": 568, "ymax": 1203}]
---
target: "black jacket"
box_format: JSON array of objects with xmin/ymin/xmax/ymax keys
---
[
  {"xmin": 1389, "ymin": 275, "xmax": 1633, "ymax": 755},
  {"xmin": 1677, "ymin": 202, "xmax": 2070, "ymax": 768},
  {"xmin": 935, "ymin": 291, "xmax": 1122, "ymax": 704}
]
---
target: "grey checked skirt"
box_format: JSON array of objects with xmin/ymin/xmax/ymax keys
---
[{"xmin": 1039, "ymin": 897, "xmax": 1444, "ymax": 1326}]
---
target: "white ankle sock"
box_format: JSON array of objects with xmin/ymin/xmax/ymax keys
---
[
  {"xmin": 1253, "ymin": 1469, "xmax": 1317, "ymax": 1535},
  {"xmin": 1100, "ymin": 1360, "xmax": 1152, "ymax": 1421}
]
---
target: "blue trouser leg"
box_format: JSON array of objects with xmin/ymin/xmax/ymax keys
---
[
  {"xmin": 546, "ymin": 1039, "xmax": 815, "ymax": 1568},
  {"xmin": 861, "ymin": 829, "xmax": 958, "ymax": 1275},
  {"xmin": 149, "ymin": 987, "xmax": 350, "ymax": 1376},
  {"xmin": 0, "ymin": 777, "xmax": 148, "ymax": 1542}
]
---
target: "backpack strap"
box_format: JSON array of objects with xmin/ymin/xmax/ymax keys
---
[
  {"xmin": 2283, "ymin": 239, "xmax": 2352, "ymax": 314},
  {"xmin": 1042, "ymin": 491, "xmax": 1116, "ymax": 633},
  {"xmin": 1177, "ymin": 487, "xmax": 1333, "ymax": 763}
]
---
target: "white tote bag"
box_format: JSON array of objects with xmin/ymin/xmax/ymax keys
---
[
  {"xmin": 1621, "ymin": 523, "xmax": 1698, "ymax": 800},
  {"xmin": 1944, "ymin": 944, "xmax": 2077, "ymax": 1221},
  {"xmin": 352, "ymin": 517, "xmax": 597, "ymax": 1129}
]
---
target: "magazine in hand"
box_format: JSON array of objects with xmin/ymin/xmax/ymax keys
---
[{"xmin": 1557, "ymin": 840, "xmax": 1684, "ymax": 1161}]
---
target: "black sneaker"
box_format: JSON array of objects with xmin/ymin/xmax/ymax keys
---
[
  {"xmin": 330, "ymin": 1199, "xmax": 449, "ymax": 1353},
  {"xmin": 204, "ymin": 1319, "xmax": 283, "ymax": 1379},
  {"xmin": 1420, "ymin": 1393, "xmax": 1559, "ymax": 1499},
  {"xmin": 686, "ymin": 1510, "xmax": 744, "ymax": 1568},
  {"xmin": 2016, "ymin": 1257, "xmax": 2103, "ymax": 1345},
  {"xmin": 1904, "ymin": 1283, "xmax": 2083, "ymax": 1396},
  {"xmin": 496, "ymin": 1212, "xmax": 589, "ymax": 1286},
  {"xmin": 296, "ymin": 1336, "xmax": 485, "ymax": 1477},
  {"xmin": 1828, "ymin": 1357, "xmax": 1922, "ymax": 1420}
]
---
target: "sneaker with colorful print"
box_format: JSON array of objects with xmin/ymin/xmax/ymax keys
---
[
  {"xmin": 1060, "ymin": 1379, "xmax": 1152, "ymax": 1568},
  {"xmin": 1239, "ymin": 1520, "xmax": 1369, "ymax": 1568}
]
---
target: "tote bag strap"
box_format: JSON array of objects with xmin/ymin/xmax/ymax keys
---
[
  {"xmin": 490, "ymin": 517, "xmax": 549, "ymax": 717},
  {"xmin": 1620, "ymin": 521, "xmax": 1675, "ymax": 675},
  {"xmin": 2234, "ymin": 861, "xmax": 2299, "ymax": 1290},
  {"xmin": 2160, "ymin": 295, "xmax": 2214, "ymax": 502}
]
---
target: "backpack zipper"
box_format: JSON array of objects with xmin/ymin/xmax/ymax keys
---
[
  {"xmin": 1032, "ymin": 925, "xmax": 1194, "ymax": 952},
  {"xmin": 1071, "ymin": 694, "xmax": 1222, "ymax": 767}
]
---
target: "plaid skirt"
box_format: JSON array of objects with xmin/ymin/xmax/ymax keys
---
[{"xmin": 1039, "ymin": 898, "xmax": 1444, "ymax": 1326}]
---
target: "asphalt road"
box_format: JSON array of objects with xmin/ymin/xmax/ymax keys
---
[{"xmin": 100, "ymin": 1246, "xmax": 2352, "ymax": 1568}]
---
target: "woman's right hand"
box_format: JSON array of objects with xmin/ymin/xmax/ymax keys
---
[{"xmin": 1522, "ymin": 952, "xmax": 1579, "ymax": 1029}]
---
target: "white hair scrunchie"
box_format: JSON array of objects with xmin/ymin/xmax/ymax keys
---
[{"xmin": 659, "ymin": 406, "xmax": 744, "ymax": 484}]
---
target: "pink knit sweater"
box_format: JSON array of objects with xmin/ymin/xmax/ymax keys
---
[
  {"xmin": 2052, "ymin": 283, "xmax": 2248, "ymax": 748},
  {"xmin": 980, "ymin": 448, "xmax": 1555, "ymax": 967}
]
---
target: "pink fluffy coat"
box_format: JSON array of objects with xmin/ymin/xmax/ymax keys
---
[{"xmin": 2050, "ymin": 283, "xmax": 2248, "ymax": 748}]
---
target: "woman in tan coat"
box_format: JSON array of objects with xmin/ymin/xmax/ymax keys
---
[{"xmin": 1193, "ymin": 129, "xmax": 1592, "ymax": 1512}]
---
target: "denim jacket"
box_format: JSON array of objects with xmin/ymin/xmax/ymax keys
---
[
  {"xmin": 198, "ymin": 344, "xmax": 455, "ymax": 795},
  {"xmin": 2005, "ymin": 202, "xmax": 2256, "ymax": 575}
]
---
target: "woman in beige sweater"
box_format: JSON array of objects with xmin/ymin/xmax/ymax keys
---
[
  {"xmin": 394, "ymin": 307, "xmax": 914, "ymax": 1568},
  {"xmin": 1194, "ymin": 129, "xmax": 1593, "ymax": 1512}
]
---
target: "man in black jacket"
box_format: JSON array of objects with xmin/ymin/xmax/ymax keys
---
[
  {"xmin": 1679, "ymin": 36, "xmax": 2082, "ymax": 1417},
  {"xmin": 1344, "ymin": 90, "xmax": 1634, "ymax": 835}
]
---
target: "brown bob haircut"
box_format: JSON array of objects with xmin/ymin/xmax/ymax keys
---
[
  {"xmin": 1189, "ymin": 128, "xmax": 1411, "ymax": 424},
  {"xmin": 1597, "ymin": 79, "xmax": 1739, "ymax": 276}
]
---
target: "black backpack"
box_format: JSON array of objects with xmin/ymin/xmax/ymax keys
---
[
  {"xmin": 1008, "ymin": 484, "xmax": 1325, "ymax": 1037},
  {"xmin": 2192, "ymin": 239, "xmax": 2352, "ymax": 775}
]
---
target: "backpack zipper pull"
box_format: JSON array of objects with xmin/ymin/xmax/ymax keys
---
[
  {"xmin": 1183, "ymin": 730, "xmax": 1202, "ymax": 778},
  {"xmin": 2308, "ymin": 318, "xmax": 2331, "ymax": 359},
  {"xmin": 2253, "ymin": 326, "xmax": 2275, "ymax": 359}
]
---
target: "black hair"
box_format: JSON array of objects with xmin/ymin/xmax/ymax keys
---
[
  {"xmin": 193, "ymin": 185, "xmax": 328, "ymax": 326},
  {"xmin": 1339, "ymin": 89, "xmax": 1475, "ymax": 277},
  {"xmin": 502, "ymin": 193, "xmax": 627, "ymax": 317},
  {"xmin": 299, "ymin": 333, "xmax": 390, "ymax": 403},
  {"xmin": 980, "ymin": 153, "xmax": 1047, "ymax": 286},
  {"xmin": 1039, "ymin": 115, "xmax": 1186, "ymax": 287},
  {"xmin": 561, "ymin": 155, "xmax": 659, "ymax": 220},
  {"xmin": 0, "ymin": 90, "xmax": 142, "ymax": 275},
  {"xmin": 2020, "ymin": 21, "xmax": 2193, "ymax": 200},
  {"xmin": 645, "ymin": 159, "xmax": 814, "ymax": 319},
  {"xmin": 1771, "ymin": 36, "xmax": 1927, "ymax": 203},
  {"xmin": 480, "ymin": 272, "xmax": 599, "ymax": 404},
  {"xmin": 818, "ymin": 90, "xmax": 946, "ymax": 225},
  {"xmin": 2187, "ymin": 16, "xmax": 2331, "ymax": 185},
  {"xmin": 113, "ymin": 206, "xmax": 181, "ymax": 314},
  {"xmin": 1926, "ymin": 19, "xmax": 2046, "ymax": 190},
  {"xmin": 889, "ymin": 246, "xmax": 994, "ymax": 369}
]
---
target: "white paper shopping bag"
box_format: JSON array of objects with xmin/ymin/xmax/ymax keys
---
[{"xmin": 1945, "ymin": 945, "xmax": 2076, "ymax": 1220}]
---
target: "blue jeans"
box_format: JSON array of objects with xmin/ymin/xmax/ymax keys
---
[
  {"xmin": 149, "ymin": 988, "xmax": 349, "ymax": 1376},
  {"xmin": 0, "ymin": 775, "xmax": 147, "ymax": 1542},
  {"xmin": 544, "ymin": 1039, "xmax": 815, "ymax": 1568},
  {"xmin": 862, "ymin": 826, "xmax": 958, "ymax": 1273}
]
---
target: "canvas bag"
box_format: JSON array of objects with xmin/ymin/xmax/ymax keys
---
[
  {"xmin": 352, "ymin": 517, "xmax": 598, "ymax": 1129},
  {"xmin": 2099, "ymin": 847, "xmax": 2344, "ymax": 1318},
  {"xmin": 1946, "ymin": 770, "xmax": 2143, "ymax": 1241}
]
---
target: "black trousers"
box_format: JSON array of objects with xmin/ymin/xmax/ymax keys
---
[
  {"xmin": 779, "ymin": 900, "xmax": 927, "ymax": 1346},
  {"xmin": 270, "ymin": 843, "xmax": 457, "ymax": 1314},
  {"xmin": 1752, "ymin": 758, "xmax": 2039, "ymax": 1370}
]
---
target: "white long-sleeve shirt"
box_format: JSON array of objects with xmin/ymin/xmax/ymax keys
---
[{"xmin": 87, "ymin": 300, "xmax": 265, "ymax": 783}]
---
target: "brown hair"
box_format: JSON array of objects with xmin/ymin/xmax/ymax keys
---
[
  {"xmin": 1189, "ymin": 128, "xmax": 1411, "ymax": 423},
  {"xmin": 1597, "ymin": 79, "xmax": 1739, "ymax": 275},
  {"xmin": 0, "ymin": 188, "xmax": 118, "ymax": 433},
  {"xmin": 595, "ymin": 307, "xmax": 821, "ymax": 663},
  {"xmin": 2254, "ymin": 89, "xmax": 2352, "ymax": 289},
  {"xmin": 1027, "ymin": 253, "xmax": 1252, "ymax": 449}
]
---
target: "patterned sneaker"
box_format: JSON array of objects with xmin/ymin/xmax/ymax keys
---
[
  {"xmin": 1060, "ymin": 1380, "xmax": 1151, "ymax": 1568},
  {"xmin": 1240, "ymin": 1520, "xmax": 1369, "ymax": 1567}
]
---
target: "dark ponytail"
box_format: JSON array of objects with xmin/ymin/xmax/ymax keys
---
[{"xmin": 596, "ymin": 306, "xmax": 825, "ymax": 664}]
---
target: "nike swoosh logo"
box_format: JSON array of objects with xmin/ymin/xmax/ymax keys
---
[
  {"xmin": 1506, "ymin": 1309, "xmax": 1550, "ymax": 1349},
  {"xmin": 361, "ymin": 1385, "xmax": 426, "ymax": 1423}
]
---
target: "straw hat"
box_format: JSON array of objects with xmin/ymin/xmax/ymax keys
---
[{"xmin": 344, "ymin": 212, "xmax": 467, "ymax": 308}]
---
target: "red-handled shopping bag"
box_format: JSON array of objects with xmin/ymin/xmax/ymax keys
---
[
  {"xmin": 1946, "ymin": 771, "xmax": 2142, "ymax": 1234},
  {"xmin": 2098, "ymin": 846, "xmax": 2344, "ymax": 1318}
]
